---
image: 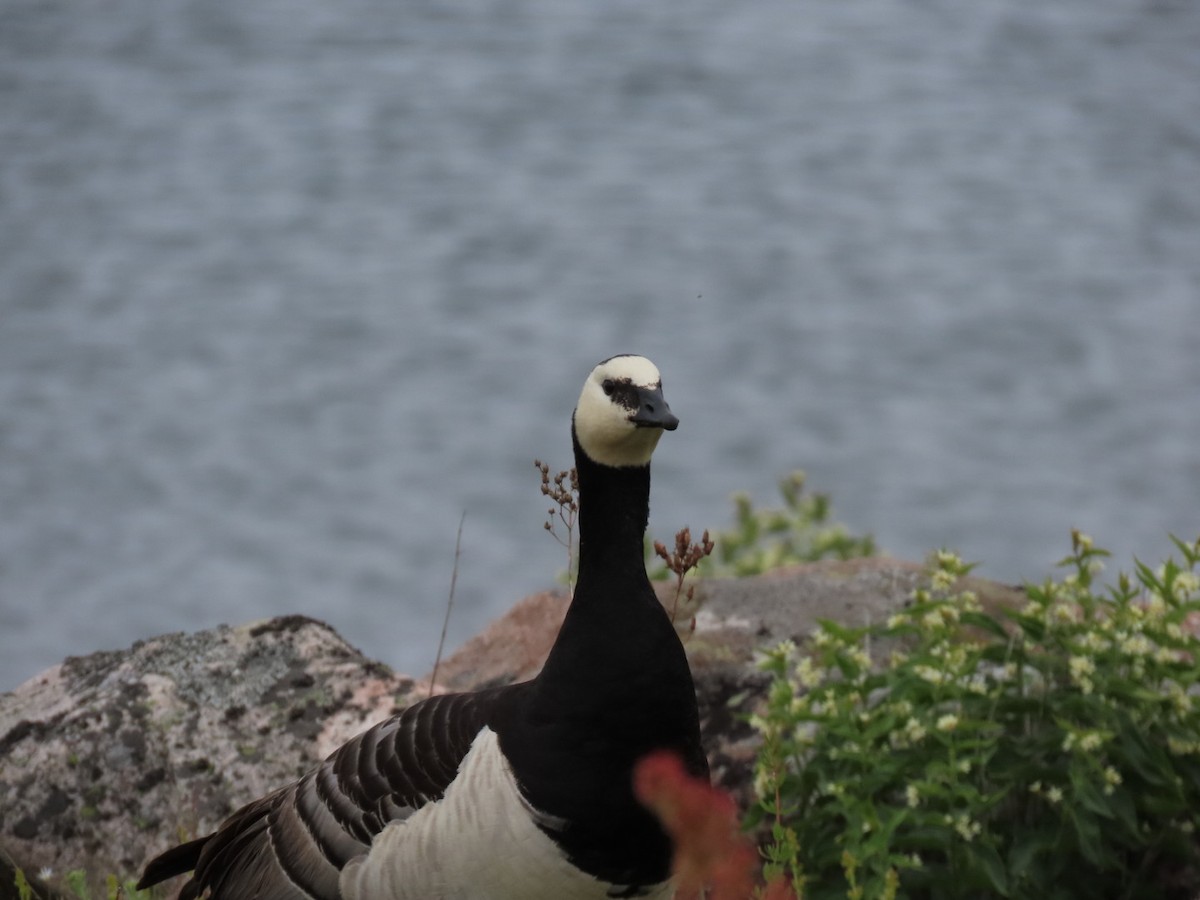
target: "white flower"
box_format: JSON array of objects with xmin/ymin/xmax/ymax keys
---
[
  {"xmin": 795, "ymin": 656, "xmax": 825, "ymax": 689},
  {"xmin": 1068, "ymin": 656, "xmax": 1096, "ymax": 694},
  {"xmin": 1120, "ymin": 634, "xmax": 1152, "ymax": 657},
  {"xmin": 931, "ymin": 568, "xmax": 956, "ymax": 591},
  {"xmin": 936, "ymin": 714, "xmax": 959, "ymax": 732},
  {"xmin": 962, "ymin": 673, "xmax": 989, "ymax": 695},
  {"xmin": 1103, "ymin": 766, "xmax": 1122, "ymax": 795},
  {"xmin": 914, "ymin": 665, "xmax": 946, "ymax": 685},
  {"xmin": 1157, "ymin": 646, "xmax": 1181, "ymax": 665},
  {"xmin": 1051, "ymin": 603, "xmax": 1078, "ymax": 624},
  {"xmin": 906, "ymin": 784, "xmax": 920, "ymax": 808},
  {"xmin": 1080, "ymin": 631, "xmax": 1108, "ymax": 652},
  {"xmin": 753, "ymin": 768, "xmax": 772, "ymax": 800},
  {"xmin": 903, "ymin": 717, "xmax": 927, "ymax": 743},
  {"xmin": 949, "ymin": 814, "xmax": 981, "ymax": 842},
  {"xmin": 1173, "ymin": 571, "xmax": 1200, "ymax": 599},
  {"xmin": 1069, "ymin": 656, "xmax": 1095, "ymax": 679},
  {"xmin": 936, "ymin": 549, "xmax": 964, "ymax": 569}
]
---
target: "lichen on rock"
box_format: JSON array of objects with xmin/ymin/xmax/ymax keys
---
[{"xmin": 0, "ymin": 615, "xmax": 417, "ymax": 889}]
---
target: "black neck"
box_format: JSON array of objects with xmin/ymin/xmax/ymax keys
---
[
  {"xmin": 572, "ymin": 431, "xmax": 652, "ymax": 599},
  {"xmin": 534, "ymin": 427, "xmax": 661, "ymax": 689}
]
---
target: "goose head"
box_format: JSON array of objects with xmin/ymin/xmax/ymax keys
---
[{"xmin": 573, "ymin": 355, "xmax": 678, "ymax": 468}]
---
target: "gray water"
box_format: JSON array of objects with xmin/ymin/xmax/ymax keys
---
[{"xmin": 2, "ymin": 0, "xmax": 1199, "ymax": 692}]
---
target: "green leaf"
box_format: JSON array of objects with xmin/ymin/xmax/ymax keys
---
[
  {"xmin": 1008, "ymin": 831, "xmax": 1051, "ymax": 884},
  {"xmin": 960, "ymin": 610, "xmax": 1011, "ymax": 642},
  {"xmin": 1069, "ymin": 769, "xmax": 1113, "ymax": 820},
  {"xmin": 1106, "ymin": 787, "xmax": 1140, "ymax": 840},
  {"xmin": 1168, "ymin": 533, "xmax": 1200, "ymax": 567},
  {"xmin": 1066, "ymin": 807, "xmax": 1105, "ymax": 868},
  {"xmin": 968, "ymin": 841, "xmax": 1011, "ymax": 896}
]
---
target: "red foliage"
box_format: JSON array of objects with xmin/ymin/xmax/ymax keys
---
[{"xmin": 634, "ymin": 752, "xmax": 794, "ymax": 900}]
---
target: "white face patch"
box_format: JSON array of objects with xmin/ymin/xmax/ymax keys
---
[{"xmin": 573, "ymin": 355, "xmax": 672, "ymax": 468}]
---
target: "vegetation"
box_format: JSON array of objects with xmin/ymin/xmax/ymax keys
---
[
  {"xmin": 750, "ymin": 533, "xmax": 1200, "ymax": 899},
  {"xmin": 643, "ymin": 470, "xmax": 876, "ymax": 583},
  {"xmin": 691, "ymin": 471, "xmax": 876, "ymax": 578},
  {"xmin": 11, "ymin": 867, "xmax": 151, "ymax": 900}
]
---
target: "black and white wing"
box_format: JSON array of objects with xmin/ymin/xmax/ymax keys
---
[{"xmin": 138, "ymin": 688, "xmax": 502, "ymax": 900}]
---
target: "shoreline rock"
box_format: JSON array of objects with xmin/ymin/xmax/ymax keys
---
[
  {"xmin": 0, "ymin": 615, "xmax": 419, "ymax": 890},
  {"xmin": 0, "ymin": 558, "xmax": 1023, "ymax": 892}
]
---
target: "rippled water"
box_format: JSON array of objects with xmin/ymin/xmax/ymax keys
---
[{"xmin": 2, "ymin": 0, "xmax": 1199, "ymax": 690}]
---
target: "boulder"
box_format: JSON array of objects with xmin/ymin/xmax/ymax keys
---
[
  {"xmin": 0, "ymin": 615, "xmax": 418, "ymax": 893},
  {"xmin": 0, "ymin": 559, "xmax": 1023, "ymax": 893}
]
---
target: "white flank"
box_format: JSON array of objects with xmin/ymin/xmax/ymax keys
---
[{"xmin": 339, "ymin": 728, "xmax": 673, "ymax": 900}]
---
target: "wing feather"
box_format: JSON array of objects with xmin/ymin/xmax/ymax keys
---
[{"xmin": 138, "ymin": 688, "xmax": 509, "ymax": 899}]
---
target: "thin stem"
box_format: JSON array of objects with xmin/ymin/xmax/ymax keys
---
[{"xmin": 429, "ymin": 511, "xmax": 466, "ymax": 698}]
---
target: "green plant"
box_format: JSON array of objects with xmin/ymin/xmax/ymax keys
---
[
  {"xmin": 751, "ymin": 533, "xmax": 1200, "ymax": 899},
  {"xmin": 64, "ymin": 871, "xmax": 91, "ymax": 899},
  {"xmin": 103, "ymin": 873, "xmax": 152, "ymax": 900},
  {"xmin": 14, "ymin": 866, "xmax": 33, "ymax": 900},
  {"xmin": 675, "ymin": 471, "xmax": 875, "ymax": 579},
  {"xmin": 10, "ymin": 866, "xmax": 156, "ymax": 900}
]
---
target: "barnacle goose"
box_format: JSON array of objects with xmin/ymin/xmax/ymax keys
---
[{"xmin": 137, "ymin": 354, "xmax": 709, "ymax": 900}]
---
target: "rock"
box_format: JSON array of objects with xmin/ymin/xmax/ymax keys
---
[
  {"xmin": 0, "ymin": 559, "xmax": 1023, "ymax": 891},
  {"xmin": 0, "ymin": 615, "xmax": 418, "ymax": 894}
]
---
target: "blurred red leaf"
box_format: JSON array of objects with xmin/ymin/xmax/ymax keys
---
[{"xmin": 634, "ymin": 751, "xmax": 763, "ymax": 900}]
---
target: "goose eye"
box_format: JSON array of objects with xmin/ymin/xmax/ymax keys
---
[{"xmin": 602, "ymin": 379, "xmax": 616, "ymax": 397}]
